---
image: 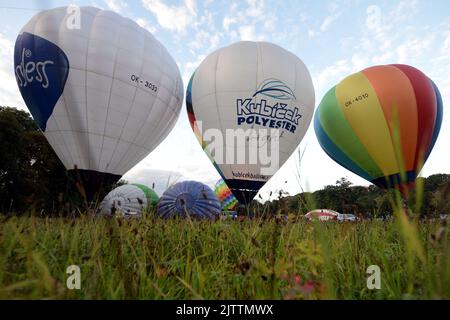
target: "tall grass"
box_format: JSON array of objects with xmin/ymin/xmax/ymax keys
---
[{"xmin": 0, "ymin": 213, "xmax": 448, "ymax": 300}]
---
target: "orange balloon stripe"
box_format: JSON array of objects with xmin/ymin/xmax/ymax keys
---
[
  {"xmin": 362, "ymin": 65, "xmax": 418, "ymax": 171},
  {"xmin": 391, "ymin": 64, "xmax": 437, "ymax": 171}
]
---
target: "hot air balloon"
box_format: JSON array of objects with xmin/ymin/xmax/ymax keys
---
[
  {"xmin": 186, "ymin": 41, "xmax": 315, "ymax": 204},
  {"xmin": 14, "ymin": 6, "xmax": 183, "ymax": 201},
  {"xmin": 315, "ymin": 64, "xmax": 443, "ymax": 193},
  {"xmin": 156, "ymin": 181, "xmax": 221, "ymax": 219},
  {"xmin": 99, "ymin": 183, "xmax": 158, "ymax": 217},
  {"xmin": 304, "ymin": 209, "xmax": 339, "ymax": 222},
  {"xmin": 214, "ymin": 179, "xmax": 238, "ymax": 211}
]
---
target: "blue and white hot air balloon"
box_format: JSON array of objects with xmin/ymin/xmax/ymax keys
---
[
  {"xmin": 14, "ymin": 6, "xmax": 183, "ymax": 200},
  {"xmin": 157, "ymin": 181, "xmax": 221, "ymax": 220}
]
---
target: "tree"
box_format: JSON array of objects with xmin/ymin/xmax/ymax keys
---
[
  {"xmin": 270, "ymin": 175, "xmax": 450, "ymax": 218},
  {"xmin": 0, "ymin": 106, "xmax": 68, "ymax": 213},
  {"xmin": 424, "ymin": 174, "xmax": 450, "ymax": 192},
  {"xmin": 1, "ymin": 106, "xmax": 129, "ymax": 214}
]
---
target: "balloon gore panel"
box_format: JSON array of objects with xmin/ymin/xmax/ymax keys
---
[
  {"xmin": 14, "ymin": 32, "xmax": 69, "ymax": 131},
  {"xmin": 157, "ymin": 181, "xmax": 221, "ymax": 219}
]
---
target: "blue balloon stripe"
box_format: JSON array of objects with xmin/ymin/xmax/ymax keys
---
[
  {"xmin": 314, "ymin": 111, "xmax": 375, "ymax": 182},
  {"xmin": 371, "ymin": 170, "xmax": 416, "ymax": 189},
  {"xmin": 425, "ymin": 80, "xmax": 443, "ymax": 161}
]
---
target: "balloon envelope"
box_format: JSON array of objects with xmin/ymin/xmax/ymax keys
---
[
  {"xmin": 14, "ymin": 6, "xmax": 183, "ymax": 199},
  {"xmin": 315, "ymin": 64, "xmax": 443, "ymax": 191},
  {"xmin": 214, "ymin": 179, "xmax": 238, "ymax": 211},
  {"xmin": 100, "ymin": 183, "xmax": 159, "ymax": 217},
  {"xmin": 305, "ymin": 209, "xmax": 339, "ymax": 221},
  {"xmin": 157, "ymin": 181, "xmax": 221, "ymax": 219},
  {"xmin": 186, "ymin": 41, "xmax": 315, "ymax": 204}
]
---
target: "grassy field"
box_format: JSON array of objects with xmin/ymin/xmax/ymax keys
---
[{"xmin": 0, "ymin": 210, "xmax": 448, "ymax": 300}]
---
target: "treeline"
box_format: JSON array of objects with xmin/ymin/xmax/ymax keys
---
[
  {"xmin": 0, "ymin": 106, "xmax": 121, "ymax": 214},
  {"xmin": 1, "ymin": 106, "xmax": 450, "ymax": 216},
  {"xmin": 262, "ymin": 175, "xmax": 450, "ymax": 218}
]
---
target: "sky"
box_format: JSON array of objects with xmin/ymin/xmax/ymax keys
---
[{"xmin": 0, "ymin": 0, "xmax": 449, "ymax": 199}]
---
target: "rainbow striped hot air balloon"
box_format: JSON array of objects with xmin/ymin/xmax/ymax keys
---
[
  {"xmin": 214, "ymin": 179, "xmax": 238, "ymax": 211},
  {"xmin": 315, "ymin": 64, "xmax": 443, "ymax": 192}
]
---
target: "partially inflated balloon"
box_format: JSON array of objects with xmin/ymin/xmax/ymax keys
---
[
  {"xmin": 187, "ymin": 41, "xmax": 315, "ymax": 203},
  {"xmin": 214, "ymin": 179, "xmax": 238, "ymax": 211},
  {"xmin": 315, "ymin": 64, "xmax": 443, "ymax": 191},
  {"xmin": 157, "ymin": 181, "xmax": 221, "ymax": 219},
  {"xmin": 14, "ymin": 6, "xmax": 183, "ymax": 199},
  {"xmin": 99, "ymin": 184, "xmax": 158, "ymax": 217}
]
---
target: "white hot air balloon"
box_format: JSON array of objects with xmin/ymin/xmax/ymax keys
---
[
  {"xmin": 14, "ymin": 6, "xmax": 183, "ymax": 200},
  {"xmin": 186, "ymin": 41, "xmax": 315, "ymax": 204},
  {"xmin": 99, "ymin": 184, "xmax": 159, "ymax": 217}
]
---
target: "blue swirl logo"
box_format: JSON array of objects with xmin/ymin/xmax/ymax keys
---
[{"xmin": 252, "ymin": 79, "xmax": 296, "ymax": 101}]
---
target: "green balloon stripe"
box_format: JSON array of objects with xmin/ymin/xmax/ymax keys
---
[
  {"xmin": 132, "ymin": 184, "xmax": 159, "ymax": 206},
  {"xmin": 318, "ymin": 87, "xmax": 383, "ymax": 179}
]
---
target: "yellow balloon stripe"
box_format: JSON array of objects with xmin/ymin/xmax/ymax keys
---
[
  {"xmin": 362, "ymin": 66, "xmax": 418, "ymax": 171},
  {"xmin": 318, "ymin": 88, "xmax": 383, "ymax": 179},
  {"xmin": 336, "ymin": 72, "xmax": 398, "ymax": 177}
]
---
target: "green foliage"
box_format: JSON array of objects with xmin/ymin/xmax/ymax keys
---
[
  {"xmin": 0, "ymin": 107, "xmax": 124, "ymax": 214},
  {"xmin": 0, "ymin": 106, "xmax": 67, "ymax": 213},
  {"xmin": 269, "ymin": 175, "xmax": 450, "ymax": 218},
  {"xmin": 0, "ymin": 215, "xmax": 448, "ymax": 300}
]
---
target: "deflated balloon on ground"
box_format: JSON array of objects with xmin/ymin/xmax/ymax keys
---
[
  {"xmin": 157, "ymin": 181, "xmax": 221, "ymax": 219},
  {"xmin": 99, "ymin": 184, "xmax": 159, "ymax": 218},
  {"xmin": 214, "ymin": 179, "xmax": 238, "ymax": 211}
]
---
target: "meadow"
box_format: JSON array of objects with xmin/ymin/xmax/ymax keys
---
[{"xmin": 0, "ymin": 210, "xmax": 448, "ymax": 300}]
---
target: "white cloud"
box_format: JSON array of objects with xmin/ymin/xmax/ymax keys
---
[
  {"xmin": 264, "ymin": 18, "xmax": 275, "ymax": 32},
  {"xmin": 124, "ymin": 168, "xmax": 184, "ymax": 196},
  {"xmin": 389, "ymin": 0, "xmax": 418, "ymax": 21},
  {"xmin": 136, "ymin": 18, "xmax": 157, "ymax": 34},
  {"xmin": 246, "ymin": 0, "xmax": 264, "ymax": 18},
  {"xmin": 372, "ymin": 51, "xmax": 394, "ymax": 64},
  {"xmin": 350, "ymin": 54, "xmax": 370, "ymax": 72},
  {"xmin": 188, "ymin": 28, "xmax": 221, "ymax": 55},
  {"xmin": 183, "ymin": 54, "xmax": 206, "ymax": 86},
  {"xmin": 313, "ymin": 59, "xmax": 351, "ymax": 95},
  {"xmin": 308, "ymin": 29, "xmax": 317, "ymax": 38},
  {"xmin": 209, "ymin": 32, "xmax": 221, "ymax": 50},
  {"xmin": 239, "ymin": 25, "xmax": 256, "ymax": 41},
  {"xmin": 320, "ymin": 13, "xmax": 340, "ymax": 32},
  {"xmin": 396, "ymin": 33, "xmax": 436, "ymax": 62},
  {"xmin": 442, "ymin": 33, "xmax": 450, "ymax": 55},
  {"xmin": 104, "ymin": 0, "xmax": 128, "ymax": 13},
  {"xmin": 357, "ymin": 2, "xmax": 438, "ymax": 66},
  {"xmin": 189, "ymin": 30, "xmax": 209, "ymax": 51},
  {"xmin": 222, "ymin": 0, "xmax": 272, "ymax": 40},
  {"xmin": 141, "ymin": 0, "xmax": 197, "ymax": 34},
  {"xmin": 0, "ymin": 33, "xmax": 24, "ymax": 110},
  {"xmin": 223, "ymin": 16, "xmax": 237, "ymax": 32}
]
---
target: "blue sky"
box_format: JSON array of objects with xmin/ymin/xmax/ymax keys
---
[{"xmin": 1, "ymin": 0, "xmax": 449, "ymax": 199}]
